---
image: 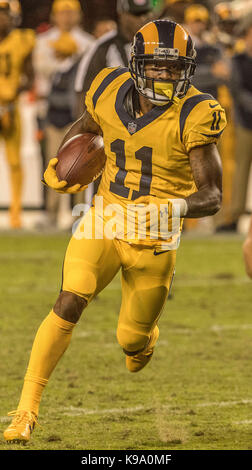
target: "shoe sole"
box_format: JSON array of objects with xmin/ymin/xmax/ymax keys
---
[{"xmin": 5, "ymin": 439, "xmax": 28, "ymax": 444}]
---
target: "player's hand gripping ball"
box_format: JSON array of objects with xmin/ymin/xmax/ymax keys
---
[{"xmin": 43, "ymin": 133, "xmax": 106, "ymax": 193}]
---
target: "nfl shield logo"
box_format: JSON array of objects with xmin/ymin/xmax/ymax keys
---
[{"xmin": 128, "ymin": 121, "xmax": 137, "ymax": 134}]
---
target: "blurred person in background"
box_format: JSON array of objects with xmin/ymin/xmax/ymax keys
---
[
  {"xmin": 214, "ymin": 2, "xmax": 243, "ymax": 54},
  {"xmin": 0, "ymin": 0, "xmax": 35, "ymax": 229},
  {"xmin": 75, "ymin": 0, "xmax": 154, "ymax": 114},
  {"xmin": 74, "ymin": 0, "xmax": 154, "ymax": 207},
  {"xmin": 33, "ymin": 0, "xmax": 93, "ymax": 229},
  {"xmin": 243, "ymin": 215, "xmax": 252, "ymax": 278},
  {"xmin": 159, "ymin": 0, "xmax": 193, "ymax": 23},
  {"xmin": 9, "ymin": 0, "xmax": 20, "ymax": 26},
  {"xmin": 217, "ymin": 14, "xmax": 252, "ymax": 232},
  {"xmin": 184, "ymin": 4, "xmax": 230, "ymax": 98},
  {"xmin": 183, "ymin": 3, "xmax": 230, "ymax": 232},
  {"xmin": 213, "ymin": 2, "xmax": 239, "ymax": 229},
  {"xmin": 92, "ymin": 17, "xmax": 117, "ymax": 39}
]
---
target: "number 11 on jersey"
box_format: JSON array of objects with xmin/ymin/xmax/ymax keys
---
[{"xmin": 109, "ymin": 139, "xmax": 153, "ymax": 200}]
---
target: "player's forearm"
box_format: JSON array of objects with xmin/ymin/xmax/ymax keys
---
[
  {"xmin": 184, "ymin": 186, "xmax": 222, "ymax": 218},
  {"xmin": 186, "ymin": 144, "xmax": 222, "ymax": 218},
  {"xmin": 58, "ymin": 111, "xmax": 101, "ymax": 152}
]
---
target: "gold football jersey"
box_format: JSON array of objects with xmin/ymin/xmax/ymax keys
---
[
  {"xmin": 0, "ymin": 29, "xmax": 35, "ymax": 103},
  {"xmin": 85, "ymin": 67, "xmax": 227, "ymax": 245}
]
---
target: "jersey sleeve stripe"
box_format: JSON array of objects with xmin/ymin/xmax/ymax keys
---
[
  {"xmin": 200, "ymin": 131, "xmax": 224, "ymax": 138},
  {"xmin": 92, "ymin": 67, "xmax": 128, "ymax": 109},
  {"xmin": 179, "ymin": 93, "xmax": 215, "ymax": 142}
]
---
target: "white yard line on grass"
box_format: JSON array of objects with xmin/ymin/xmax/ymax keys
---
[
  {"xmin": 1, "ymin": 278, "xmax": 250, "ymax": 295},
  {"xmin": 196, "ymin": 399, "xmax": 252, "ymax": 408},
  {"xmin": 174, "ymin": 278, "xmax": 251, "ymax": 287},
  {"xmin": 62, "ymin": 405, "xmax": 146, "ymax": 417},
  {"xmin": 233, "ymin": 420, "xmax": 252, "ymax": 425},
  {"xmin": 74, "ymin": 324, "xmax": 252, "ymax": 342},
  {"xmin": 210, "ymin": 324, "xmax": 252, "ymax": 332},
  {"xmin": 61, "ymin": 399, "xmax": 252, "ymax": 417},
  {"xmin": 2, "ymin": 400, "xmax": 252, "ymax": 422},
  {"xmin": 0, "ymin": 252, "xmax": 60, "ymax": 260},
  {"xmin": 106, "ymin": 277, "xmax": 251, "ymax": 291}
]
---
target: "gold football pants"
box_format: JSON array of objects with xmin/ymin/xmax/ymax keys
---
[
  {"xmin": 1, "ymin": 105, "xmax": 22, "ymax": 228},
  {"xmin": 62, "ymin": 210, "xmax": 176, "ymax": 354}
]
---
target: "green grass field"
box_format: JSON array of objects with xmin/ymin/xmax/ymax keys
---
[{"xmin": 0, "ymin": 232, "xmax": 251, "ymax": 450}]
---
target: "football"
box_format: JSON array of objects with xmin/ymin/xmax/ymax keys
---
[{"xmin": 56, "ymin": 133, "xmax": 106, "ymax": 187}]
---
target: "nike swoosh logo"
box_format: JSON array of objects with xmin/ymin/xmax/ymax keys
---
[
  {"xmin": 153, "ymin": 250, "xmax": 170, "ymax": 256},
  {"xmin": 209, "ymin": 103, "xmax": 218, "ymax": 108}
]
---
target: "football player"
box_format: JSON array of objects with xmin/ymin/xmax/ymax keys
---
[
  {"xmin": 0, "ymin": 0, "xmax": 35, "ymax": 228},
  {"xmin": 4, "ymin": 19, "xmax": 226, "ymax": 442}
]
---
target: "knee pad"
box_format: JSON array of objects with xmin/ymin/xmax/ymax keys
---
[{"xmin": 117, "ymin": 325, "xmax": 149, "ymax": 355}]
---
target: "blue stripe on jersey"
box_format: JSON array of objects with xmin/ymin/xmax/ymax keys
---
[
  {"xmin": 179, "ymin": 93, "xmax": 215, "ymax": 142},
  {"xmin": 92, "ymin": 67, "xmax": 128, "ymax": 109},
  {"xmin": 201, "ymin": 131, "xmax": 224, "ymax": 138}
]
